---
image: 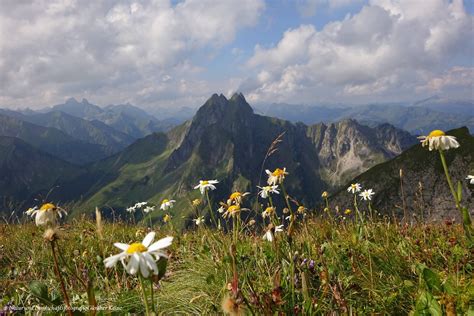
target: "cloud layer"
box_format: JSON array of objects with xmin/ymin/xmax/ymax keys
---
[
  {"xmin": 0, "ymin": 0, "xmax": 472, "ymax": 110},
  {"xmin": 0, "ymin": 0, "xmax": 264, "ymax": 108},
  {"xmin": 242, "ymin": 0, "xmax": 473, "ymax": 104}
]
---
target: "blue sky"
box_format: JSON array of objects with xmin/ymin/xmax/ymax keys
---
[{"xmin": 0, "ymin": 0, "xmax": 472, "ymax": 110}]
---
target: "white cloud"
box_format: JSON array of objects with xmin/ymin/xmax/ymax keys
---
[
  {"xmin": 0, "ymin": 0, "xmax": 264, "ymax": 109},
  {"xmin": 244, "ymin": 0, "xmax": 473, "ymax": 104}
]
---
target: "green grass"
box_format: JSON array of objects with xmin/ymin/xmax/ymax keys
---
[{"xmin": 1, "ymin": 215, "xmax": 472, "ymax": 315}]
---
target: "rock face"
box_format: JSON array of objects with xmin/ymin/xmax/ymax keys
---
[
  {"xmin": 329, "ymin": 127, "xmax": 474, "ymax": 221},
  {"xmin": 307, "ymin": 120, "xmax": 416, "ymax": 187}
]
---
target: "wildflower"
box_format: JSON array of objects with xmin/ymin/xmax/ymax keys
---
[
  {"xmin": 192, "ymin": 199, "xmax": 201, "ymax": 206},
  {"xmin": 223, "ymin": 205, "xmax": 246, "ymax": 219},
  {"xmin": 265, "ymin": 168, "xmax": 288, "ymax": 185},
  {"xmin": 194, "ymin": 180, "xmax": 219, "ymax": 195},
  {"xmin": 263, "ymin": 225, "xmax": 284, "ymax": 242},
  {"xmin": 321, "ymin": 191, "xmax": 328, "ymax": 198},
  {"xmin": 359, "ymin": 189, "xmax": 375, "ymax": 201},
  {"xmin": 227, "ymin": 191, "xmax": 250, "ymax": 205},
  {"xmin": 297, "ymin": 206, "xmax": 306, "ymax": 214},
  {"xmin": 143, "ymin": 206, "xmax": 156, "ymax": 213},
  {"xmin": 347, "ymin": 183, "xmax": 362, "ymax": 194},
  {"xmin": 43, "ymin": 228, "xmax": 59, "ymax": 242},
  {"xmin": 261, "ymin": 206, "xmax": 276, "ymax": 218},
  {"xmin": 217, "ymin": 202, "xmax": 227, "ymax": 214},
  {"xmin": 104, "ymin": 232, "xmax": 173, "ymax": 278},
  {"xmin": 26, "ymin": 203, "xmax": 67, "ymax": 226},
  {"xmin": 134, "ymin": 202, "xmax": 148, "ymax": 208},
  {"xmin": 257, "ymin": 185, "xmax": 279, "ymax": 199},
  {"xmin": 126, "ymin": 206, "xmax": 136, "ymax": 213},
  {"xmin": 344, "ymin": 209, "xmax": 352, "ymax": 215},
  {"xmin": 323, "ymin": 207, "xmax": 329, "ymax": 212},
  {"xmin": 285, "ymin": 214, "xmax": 294, "ymax": 221},
  {"xmin": 466, "ymin": 175, "xmax": 474, "ymax": 185},
  {"xmin": 418, "ymin": 130, "xmax": 460, "ymax": 151},
  {"xmin": 160, "ymin": 199, "xmax": 176, "ymax": 211},
  {"xmin": 163, "ymin": 214, "xmax": 171, "ymax": 223},
  {"xmin": 193, "ymin": 216, "xmax": 205, "ymax": 225},
  {"xmin": 248, "ymin": 219, "xmax": 256, "ymax": 226}
]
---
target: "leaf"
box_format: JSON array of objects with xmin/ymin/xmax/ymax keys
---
[
  {"xmin": 414, "ymin": 291, "xmax": 442, "ymax": 316},
  {"xmin": 423, "ymin": 268, "xmax": 443, "ymax": 294},
  {"xmin": 156, "ymin": 257, "xmax": 168, "ymax": 280},
  {"xmin": 29, "ymin": 281, "xmax": 52, "ymax": 305}
]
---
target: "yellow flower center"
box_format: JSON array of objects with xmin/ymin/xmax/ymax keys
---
[
  {"xmin": 428, "ymin": 130, "xmax": 445, "ymax": 138},
  {"xmin": 162, "ymin": 199, "xmax": 169, "ymax": 204},
  {"xmin": 322, "ymin": 191, "xmax": 328, "ymax": 198},
  {"xmin": 297, "ymin": 206, "xmax": 306, "ymax": 213},
  {"xmin": 126, "ymin": 243, "xmax": 147, "ymax": 254},
  {"xmin": 272, "ymin": 168, "xmax": 285, "ymax": 177},
  {"xmin": 264, "ymin": 207, "xmax": 275, "ymax": 214},
  {"xmin": 229, "ymin": 192, "xmax": 242, "ymax": 200},
  {"xmin": 351, "ymin": 184, "xmax": 357, "ymax": 189},
  {"xmin": 228, "ymin": 205, "xmax": 241, "ymax": 214},
  {"xmin": 40, "ymin": 203, "xmax": 56, "ymax": 212},
  {"xmin": 345, "ymin": 209, "xmax": 352, "ymax": 215},
  {"xmin": 201, "ymin": 180, "xmax": 209, "ymax": 185}
]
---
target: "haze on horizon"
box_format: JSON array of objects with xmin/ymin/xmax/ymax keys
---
[{"xmin": 0, "ymin": 0, "xmax": 473, "ymax": 112}]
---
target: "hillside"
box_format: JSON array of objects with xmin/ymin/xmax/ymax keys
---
[
  {"xmin": 330, "ymin": 127, "xmax": 474, "ymax": 221},
  {"xmin": 0, "ymin": 136, "xmax": 84, "ymax": 213},
  {"xmin": 0, "ymin": 114, "xmax": 110, "ymax": 164}
]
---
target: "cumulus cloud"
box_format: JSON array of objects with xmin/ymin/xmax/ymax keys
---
[
  {"xmin": 0, "ymin": 0, "xmax": 264, "ymax": 109},
  {"xmin": 243, "ymin": 0, "xmax": 473, "ymax": 104}
]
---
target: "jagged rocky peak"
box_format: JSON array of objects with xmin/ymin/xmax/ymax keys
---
[{"xmin": 193, "ymin": 93, "xmax": 253, "ymax": 126}]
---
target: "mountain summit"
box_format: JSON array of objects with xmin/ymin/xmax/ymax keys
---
[{"xmin": 63, "ymin": 93, "xmax": 416, "ymax": 224}]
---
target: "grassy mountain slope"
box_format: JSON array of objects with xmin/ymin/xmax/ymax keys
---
[
  {"xmin": 330, "ymin": 127, "xmax": 474, "ymax": 221},
  {"xmin": 0, "ymin": 114, "xmax": 110, "ymax": 164},
  {"xmin": 0, "ymin": 136, "xmax": 84, "ymax": 214}
]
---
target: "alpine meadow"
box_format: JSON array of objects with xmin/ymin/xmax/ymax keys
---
[{"xmin": 0, "ymin": 1, "xmax": 473, "ymax": 315}]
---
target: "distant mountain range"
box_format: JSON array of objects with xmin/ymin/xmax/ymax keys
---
[
  {"xmin": 0, "ymin": 94, "xmax": 471, "ymax": 224},
  {"xmin": 255, "ymin": 97, "xmax": 474, "ymax": 135},
  {"xmin": 0, "ymin": 98, "xmax": 175, "ymax": 165}
]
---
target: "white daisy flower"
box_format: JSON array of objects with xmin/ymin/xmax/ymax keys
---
[
  {"xmin": 261, "ymin": 206, "xmax": 276, "ymax": 218},
  {"xmin": 104, "ymin": 232, "xmax": 173, "ymax": 278},
  {"xmin": 347, "ymin": 183, "xmax": 362, "ymax": 194},
  {"xmin": 143, "ymin": 206, "xmax": 156, "ymax": 213},
  {"xmin": 466, "ymin": 175, "xmax": 474, "ymax": 185},
  {"xmin": 359, "ymin": 189, "xmax": 375, "ymax": 201},
  {"xmin": 160, "ymin": 199, "xmax": 176, "ymax": 211},
  {"xmin": 263, "ymin": 225, "xmax": 284, "ymax": 242},
  {"xmin": 265, "ymin": 168, "xmax": 288, "ymax": 186},
  {"xmin": 134, "ymin": 202, "xmax": 148, "ymax": 208},
  {"xmin": 227, "ymin": 192, "xmax": 250, "ymax": 205},
  {"xmin": 193, "ymin": 216, "xmax": 205, "ymax": 225},
  {"xmin": 194, "ymin": 180, "xmax": 219, "ymax": 195},
  {"xmin": 257, "ymin": 185, "xmax": 280, "ymax": 199},
  {"xmin": 26, "ymin": 203, "xmax": 67, "ymax": 226},
  {"xmin": 126, "ymin": 206, "xmax": 137, "ymax": 213},
  {"xmin": 417, "ymin": 130, "xmax": 460, "ymax": 151}
]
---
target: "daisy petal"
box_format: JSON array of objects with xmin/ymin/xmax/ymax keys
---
[
  {"xmin": 142, "ymin": 232, "xmax": 156, "ymax": 247},
  {"xmin": 114, "ymin": 243, "xmax": 129, "ymax": 251},
  {"xmin": 148, "ymin": 236, "xmax": 173, "ymax": 252}
]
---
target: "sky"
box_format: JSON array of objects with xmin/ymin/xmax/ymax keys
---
[{"xmin": 0, "ymin": 0, "xmax": 473, "ymax": 111}]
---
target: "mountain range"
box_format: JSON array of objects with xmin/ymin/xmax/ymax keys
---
[
  {"xmin": 255, "ymin": 97, "xmax": 474, "ymax": 135},
  {"xmin": 0, "ymin": 93, "xmax": 471, "ymax": 225}
]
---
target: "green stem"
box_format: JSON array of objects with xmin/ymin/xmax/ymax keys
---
[
  {"xmin": 439, "ymin": 150, "xmax": 473, "ymax": 241},
  {"xmin": 205, "ymin": 191, "xmax": 217, "ymax": 228},
  {"xmin": 138, "ymin": 275, "xmax": 151, "ymax": 315},
  {"xmin": 150, "ymin": 279, "xmax": 155, "ymax": 313}
]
